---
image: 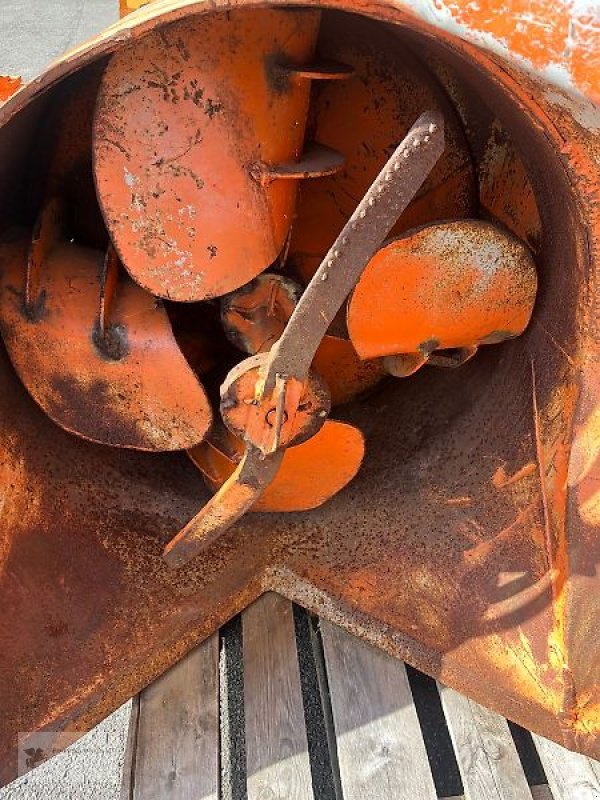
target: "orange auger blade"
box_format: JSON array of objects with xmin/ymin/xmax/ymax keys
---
[
  {"xmin": 0, "ymin": 231, "xmax": 212, "ymax": 451},
  {"xmin": 93, "ymin": 9, "xmax": 344, "ymax": 302},
  {"xmin": 189, "ymin": 420, "xmax": 365, "ymax": 512},
  {"xmin": 287, "ymin": 13, "xmax": 476, "ymax": 284},
  {"xmin": 347, "ymin": 220, "xmax": 538, "ymax": 372}
]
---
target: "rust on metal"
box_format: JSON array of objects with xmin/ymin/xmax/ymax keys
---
[
  {"xmin": 279, "ymin": 59, "xmax": 354, "ymax": 81},
  {"xmin": 93, "ymin": 9, "xmax": 338, "ymax": 302},
  {"xmin": 221, "ymin": 273, "xmax": 383, "ymax": 405},
  {"xmin": 0, "ymin": 0, "xmax": 599, "ymax": 784},
  {"xmin": 220, "ymin": 353, "xmax": 331, "ymax": 454},
  {"xmin": 189, "ymin": 419, "xmax": 365, "ymax": 511},
  {"xmin": 348, "ymin": 220, "xmax": 538, "ymax": 372},
  {"xmin": 221, "ymin": 274, "xmax": 303, "ymax": 356},
  {"xmin": 250, "ymin": 143, "xmax": 345, "ymax": 186},
  {"xmin": 0, "ymin": 232, "xmax": 212, "ymax": 450}
]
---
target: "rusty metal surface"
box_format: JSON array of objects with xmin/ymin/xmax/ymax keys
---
[
  {"xmin": 188, "ymin": 419, "xmax": 365, "ymax": 511},
  {"xmin": 347, "ymin": 219, "xmax": 538, "ymax": 367},
  {"xmin": 0, "ymin": 234, "xmax": 212, "ymax": 450},
  {"xmin": 93, "ymin": 9, "xmax": 323, "ymax": 302},
  {"xmin": 0, "ymin": 0, "xmax": 599, "ymax": 786}
]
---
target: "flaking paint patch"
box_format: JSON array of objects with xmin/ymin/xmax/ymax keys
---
[
  {"xmin": 545, "ymin": 84, "xmax": 600, "ymax": 132},
  {"xmin": 403, "ymin": 0, "xmax": 600, "ymax": 125},
  {"xmin": 123, "ymin": 167, "xmax": 137, "ymax": 188}
]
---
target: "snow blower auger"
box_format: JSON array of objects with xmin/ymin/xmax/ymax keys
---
[
  {"xmin": 0, "ymin": 76, "xmax": 212, "ymax": 450},
  {"xmin": 0, "ymin": 0, "xmax": 599, "ymax": 784}
]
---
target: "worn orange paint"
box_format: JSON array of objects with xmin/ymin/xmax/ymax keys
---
[
  {"xmin": 531, "ymin": 364, "xmax": 582, "ymax": 733},
  {"xmin": 220, "ymin": 355, "xmax": 330, "ymax": 453},
  {"xmin": 444, "ymin": 0, "xmax": 571, "ymax": 72},
  {"xmin": 221, "ymin": 273, "xmax": 382, "ymax": 406},
  {"xmin": 0, "ymin": 0, "xmax": 599, "ymax": 776},
  {"xmin": 0, "ymin": 76, "xmax": 21, "ymax": 103},
  {"xmin": 221, "ymin": 274, "xmax": 301, "ymax": 356},
  {"xmin": 312, "ymin": 335, "xmax": 383, "ymax": 407},
  {"xmin": 569, "ymin": 404, "xmax": 600, "ymax": 502},
  {"xmin": 93, "ymin": 10, "xmax": 322, "ymax": 301},
  {"xmin": 482, "ymin": 630, "xmax": 563, "ymax": 713},
  {"xmin": 479, "ymin": 120, "xmax": 541, "ymax": 252},
  {"xmin": 347, "ymin": 220, "xmax": 538, "ymax": 362},
  {"xmin": 569, "ymin": 8, "xmax": 600, "ymax": 107},
  {"xmin": 287, "ymin": 12, "xmax": 475, "ymax": 284},
  {"xmin": 0, "ymin": 234, "xmax": 212, "ymax": 450},
  {"xmin": 189, "ymin": 420, "xmax": 365, "ymax": 511},
  {"xmin": 116, "ymin": 0, "xmax": 600, "ymax": 104}
]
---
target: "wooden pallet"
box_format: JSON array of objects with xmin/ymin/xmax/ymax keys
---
[{"xmin": 121, "ymin": 593, "xmax": 600, "ymax": 800}]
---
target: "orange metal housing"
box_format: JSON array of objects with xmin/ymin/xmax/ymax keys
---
[{"xmin": 0, "ymin": 0, "xmax": 599, "ymax": 785}]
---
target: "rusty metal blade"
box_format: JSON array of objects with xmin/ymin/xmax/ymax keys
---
[
  {"xmin": 252, "ymin": 143, "xmax": 345, "ymax": 185},
  {"xmin": 347, "ymin": 219, "xmax": 538, "ymax": 362},
  {"xmin": 189, "ymin": 419, "xmax": 365, "ymax": 511},
  {"xmin": 93, "ymin": 9, "xmax": 322, "ymax": 301},
  {"xmin": 163, "ymin": 446, "xmax": 284, "ymax": 569},
  {"xmin": 0, "ymin": 232, "xmax": 212, "ymax": 450},
  {"xmin": 280, "ymin": 59, "xmax": 354, "ymax": 81}
]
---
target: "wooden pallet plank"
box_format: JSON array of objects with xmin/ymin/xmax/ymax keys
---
[
  {"xmin": 438, "ymin": 684, "xmax": 531, "ymax": 800},
  {"xmin": 532, "ymin": 734, "xmax": 600, "ymax": 800},
  {"xmin": 128, "ymin": 635, "xmax": 219, "ymax": 800},
  {"xmin": 320, "ymin": 620, "xmax": 437, "ymax": 800},
  {"xmin": 243, "ymin": 593, "xmax": 314, "ymax": 800}
]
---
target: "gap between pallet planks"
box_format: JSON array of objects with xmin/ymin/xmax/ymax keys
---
[{"xmin": 121, "ymin": 593, "xmax": 600, "ymax": 800}]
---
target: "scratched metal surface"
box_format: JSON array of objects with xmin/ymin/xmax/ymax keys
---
[{"xmin": 0, "ymin": 0, "xmax": 598, "ymax": 789}]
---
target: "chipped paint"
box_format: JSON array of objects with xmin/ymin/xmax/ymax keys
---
[
  {"xmin": 0, "ymin": 0, "xmax": 599, "ymax": 782},
  {"xmin": 0, "ymin": 76, "xmax": 21, "ymax": 104},
  {"xmin": 404, "ymin": 0, "xmax": 600, "ymax": 123}
]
